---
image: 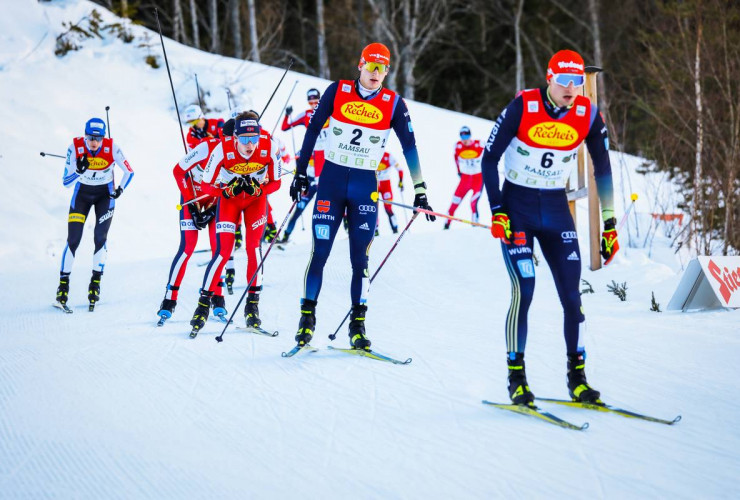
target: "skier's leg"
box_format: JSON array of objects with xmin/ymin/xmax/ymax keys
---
[{"xmin": 163, "ymin": 201, "xmax": 199, "ymax": 302}]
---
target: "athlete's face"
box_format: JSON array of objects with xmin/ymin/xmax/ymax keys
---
[
  {"xmin": 308, "ymin": 99, "xmax": 319, "ymax": 109},
  {"xmin": 235, "ymin": 134, "xmax": 259, "ymax": 158},
  {"xmin": 359, "ymin": 63, "xmax": 388, "ymax": 90},
  {"xmin": 85, "ymin": 135, "xmax": 103, "ymax": 150},
  {"xmin": 188, "ymin": 117, "xmax": 206, "ymax": 129},
  {"xmin": 548, "ymin": 78, "xmax": 580, "ymax": 108},
  {"xmin": 461, "ymin": 138, "xmax": 473, "ymax": 146}
]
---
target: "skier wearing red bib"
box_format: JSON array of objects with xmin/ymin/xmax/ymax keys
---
[
  {"xmin": 55, "ymin": 117, "xmax": 134, "ymax": 311},
  {"xmin": 189, "ymin": 111, "xmax": 282, "ymax": 335},
  {"xmin": 156, "ymin": 137, "xmax": 229, "ymax": 324},
  {"xmin": 375, "ymin": 151, "xmax": 404, "ymax": 234},
  {"xmin": 444, "ymin": 126, "xmax": 484, "ymax": 229},
  {"xmin": 481, "ymin": 50, "xmax": 618, "ymax": 406},
  {"xmin": 289, "ymin": 43, "xmax": 435, "ymax": 350},
  {"xmin": 183, "ymin": 104, "xmax": 225, "ymax": 150}
]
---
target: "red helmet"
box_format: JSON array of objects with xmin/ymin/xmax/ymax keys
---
[
  {"xmin": 359, "ymin": 43, "xmax": 391, "ymax": 68},
  {"xmin": 547, "ymin": 50, "xmax": 585, "ymax": 81}
]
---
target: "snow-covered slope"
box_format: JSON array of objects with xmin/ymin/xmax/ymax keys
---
[{"xmin": 2, "ymin": 1, "xmax": 738, "ymax": 498}]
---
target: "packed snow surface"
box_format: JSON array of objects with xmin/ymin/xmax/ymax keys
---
[{"xmin": 1, "ymin": 1, "xmax": 738, "ymax": 498}]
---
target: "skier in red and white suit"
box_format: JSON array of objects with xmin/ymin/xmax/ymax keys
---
[
  {"xmin": 183, "ymin": 104, "xmax": 225, "ymax": 150},
  {"xmin": 189, "ymin": 112, "xmax": 282, "ymax": 334},
  {"xmin": 444, "ymin": 126, "xmax": 484, "ymax": 229},
  {"xmin": 376, "ymin": 151, "xmax": 404, "ymax": 234},
  {"xmin": 156, "ymin": 137, "xmax": 229, "ymax": 323}
]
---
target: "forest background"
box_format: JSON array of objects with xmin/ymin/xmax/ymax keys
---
[{"xmin": 84, "ymin": 0, "xmax": 739, "ymax": 255}]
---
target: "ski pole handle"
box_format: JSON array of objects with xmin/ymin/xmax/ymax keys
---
[
  {"xmin": 40, "ymin": 152, "xmax": 66, "ymax": 159},
  {"xmin": 370, "ymin": 192, "xmax": 491, "ymax": 229},
  {"xmin": 176, "ymin": 194, "xmax": 210, "ymax": 211}
]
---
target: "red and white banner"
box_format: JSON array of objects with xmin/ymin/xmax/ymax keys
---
[
  {"xmin": 700, "ymin": 256, "xmax": 740, "ymax": 307},
  {"xmin": 668, "ymin": 256, "xmax": 740, "ymax": 311}
]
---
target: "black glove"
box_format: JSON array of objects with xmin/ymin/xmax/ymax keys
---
[
  {"xmin": 224, "ymin": 176, "xmax": 261, "ymax": 199},
  {"xmin": 290, "ymin": 172, "xmax": 310, "ymax": 202},
  {"xmin": 242, "ymin": 176, "xmax": 262, "ymax": 196},
  {"xmin": 109, "ymin": 186, "xmax": 123, "ymax": 199},
  {"xmin": 192, "ymin": 206, "xmax": 217, "ymax": 230},
  {"xmin": 76, "ymin": 154, "xmax": 89, "ymax": 174},
  {"xmin": 223, "ymin": 177, "xmax": 246, "ymax": 198},
  {"xmin": 285, "ymin": 105, "xmax": 293, "ymax": 116},
  {"xmin": 191, "ymin": 210, "xmax": 207, "ymax": 230},
  {"xmin": 413, "ymin": 183, "xmax": 436, "ymax": 221}
]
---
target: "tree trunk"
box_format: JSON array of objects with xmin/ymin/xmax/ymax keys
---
[
  {"xmin": 247, "ymin": 0, "xmax": 260, "ymax": 62},
  {"xmin": 209, "ymin": 0, "xmax": 220, "ymax": 54},
  {"xmin": 401, "ymin": 0, "xmax": 414, "ymax": 98},
  {"xmin": 514, "ymin": 0, "xmax": 525, "ymax": 91},
  {"xmin": 316, "ymin": 0, "xmax": 331, "ymax": 79},
  {"xmin": 189, "ymin": 0, "xmax": 200, "ymax": 49},
  {"xmin": 693, "ymin": 17, "xmax": 703, "ymax": 254},
  {"xmin": 173, "ymin": 0, "xmax": 185, "ymax": 43},
  {"xmin": 588, "ymin": 0, "xmax": 608, "ymax": 115},
  {"xmin": 120, "ymin": 0, "xmax": 128, "ymax": 18},
  {"xmin": 356, "ymin": 0, "xmax": 367, "ymax": 47},
  {"xmin": 230, "ymin": 0, "xmax": 243, "ymax": 59}
]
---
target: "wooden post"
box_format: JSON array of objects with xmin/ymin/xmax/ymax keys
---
[{"xmin": 584, "ymin": 66, "xmax": 603, "ymax": 271}]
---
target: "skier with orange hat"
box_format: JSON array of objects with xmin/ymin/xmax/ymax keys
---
[
  {"xmin": 288, "ymin": 42, "xmax": 435, "ymax": 351},
  {"xmin": 481, "ymin": 49, "xmax": 617, "ymax": 406}
]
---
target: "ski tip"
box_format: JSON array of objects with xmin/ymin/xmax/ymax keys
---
[
  {"xmin": 580, "ymin": 422, "xmax": 590, "ymax": 430},
  {"xmin": 671, "ymin": 415, "xmax": 682, "ymax": 424}
]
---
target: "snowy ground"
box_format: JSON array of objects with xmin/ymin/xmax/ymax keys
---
[{"xmin": 1, "ymin": 1, "xmax": 739, "ymax": 498}]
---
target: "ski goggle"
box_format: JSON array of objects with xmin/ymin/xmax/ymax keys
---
[
  {"xmin": 187, "ymin": 118, "xmax": 200, "ymax": 126},
  {"xmin": 308, "ymin": 99, "xmax": 320, "ymax": 107},
  {"xmin": 236, "ymin": 135, "xmax": 260, "ymax": 145},
  {"xmin": 85, "ymin": 135, "xmax": 103, "ymax": 142},
  {"xmin": 552, "ymin": 73, "xmax": 585, "ymax": 87},
  {"xmin": 363, "ymin": 62, "xmax": 388, "ymax": 73}
]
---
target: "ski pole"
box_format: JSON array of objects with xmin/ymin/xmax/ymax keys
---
[
  {"xmin": 259, "ymin": 59, "xmax": 294, "ymax": 120},
  {"xmin": 271, "ymin": 79, "xmax": 298, "ymax": 135},
  {"xmin": 175, "ymin": 194, "xmax": 210, "ymax": 211},
  {"xmin": 328, "ymin": 211, "xmax": 420, "ymax": 341},
  {"xmin": 155, "ymin": 9, "xmax": 188, "ymax": 154},
  {"xmin": 40, "ymin": 152, "xmax": 65, "ymax": 159},
  {"xmin": 195, "ymin": 73, "xmax": 205, "ymax": 110},
  {"xmin": 286, "ymin": 111, "xmax": 305, "ymax": 231},
  {"xmin": 617, "ymin": 193, "xmax": 638, "ymax": 231},
  {"xmin": 105, "ymin": 106, "xmax": 111, "ymax": 138},
  {"xmin": 216, "ymin": 200, "xmax": 298, "ymax": 343},
  {"xmin": 155, "ymin": 8, "xmax": 200, "ymax": 210},
  {"xmin": 370, "ymin": 192, "xmax": 491, "ymax": 229}
]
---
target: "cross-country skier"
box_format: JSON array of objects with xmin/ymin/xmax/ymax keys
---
[
  {"xmin": 156, "ymin": 137, "xmax": 229, "ymax": 323},
  {"xmin": 189, "ymin": 111, "xmax": 282, "ymax": 335},
  {"xmin": 183, "ymin": 104, "xmax": 225, "ymax": 150},
  {"xmin": 375, "ymin": 151, "xmax": 404, "ymax": 234},
  {"xmin": 55, "ymin": 117, "xmax": 134, "ymax": 311},
  {"xmin": 444, "ymin": 126, "xmax": 484, "ymax": 229},
  {"xmin": 278, "ymin": 88, "xmax": 327, "ymax": 244},
  {"xmin": 481, "ymin": 49, "xmax": 618, "ymax": 406},
  {"xmin": 289, "ymin": 42, "xmax": 435, "ymax": 350}
]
